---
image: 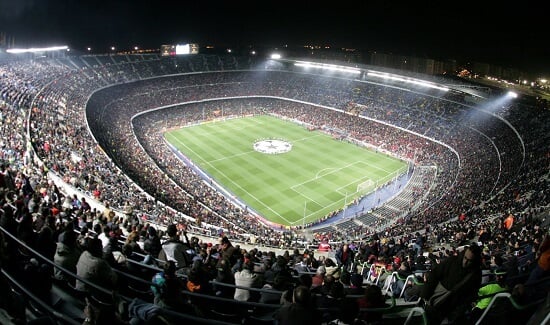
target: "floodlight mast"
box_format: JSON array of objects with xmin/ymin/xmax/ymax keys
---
[
  {"xmin": 302, "ymin": 201, "xmax": 307, "ymax": 228},
  {"xmin": 343, "ymin": 191, "xmax": 348, "ymax": 218}
]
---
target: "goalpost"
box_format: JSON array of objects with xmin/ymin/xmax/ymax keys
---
[{"xmin": 356, "ymin": 179, "xmax": 375, "ymax": 195}]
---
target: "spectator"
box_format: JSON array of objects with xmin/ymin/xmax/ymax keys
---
[
  {"xmin": 346, "ymin": 272, "xmax": 365, "ymax": 295},
  {"xmin": 260, "ymin": 274, "xmax": 290, "ymax": 304},
  {"xmin": 103, "ymin": 236, "xmax": 123, "ymax": 266},
  {"xmin": 311, "ymin": 265, "xmax": 326, "ymax": 290},
  {"xmin": 151, "ymin": 260, "xmax": 189, "ymax": 311},
  {"xmin": 264, "ymin": 255, "xmax": 292, "ymax": 284},
  {"xmin": 35, "ymin": 225, "xmax": 56, "ymax": 263},
  {"xmin": 76, "ymin": 226, "xmax": 91, "ymax": 251},
  {"xmin": 273, "ymin": 285, "xmax": 321, "ymax": 325},
  {"xmin": 413, "ymin": 232, "xmax": 424, "ymax": 257},
  {"xmin": 335, "ymin": 243, "xmax": 355, "ymax": 272},
  {"xmin": 53, "ymin": 226, "xmax": 81, "ymax": 283},
  {"xmin": 324, "ymin": 258, "xmax": 339, "ymax": 277},
  {"xmin": 158, "ymin": 224, "xmax": 190, "ymax": 269},
  {"xmin": 186, "ymin": 260, "xmax": 212, "ymax": 294},
  {"xmin": 403, "ymin": 272, "xmax": 427, "ymax": 302},
  {"xmin": 317, "ymin": 281, "xmax": 349, "ymax": 323},
  {"xmin": 470, "ymin": 267, "xmax": 509, "ymax": 322},
  {"xmin": 219, "ymin": 236, "xmax": 239, "ymax": 266},
  {"xmin": 511, "ymin": 234, "xmax": 550, "ymax": 304},
  {"xmin": 123, "ymin": 230, "xmax": 144, "ymax": 256},
  {"xmin": 503, "ymin": 213, "xmax": 514, "ymax": 231},
  {"xmin": 421, "ymin": 243, "xmax": 482, "ymax": 324},
  {"xmin": 490, "ymin": 254, "xmax": 505, "ymax": 273},
  {"xmin": 525, "ymin": 234, "xmax": 550, "ymax": 286},
  {"xmin": 143, "ymin": 225, "xmax": 162, "ymax": 260},
  {"xmin": 100, "ymin": 202, "xmax": 112, "ymax": 222},
  {"xmin": 234, "ymin": 259, "xmax": 262, "ymax": 302},
  {"xmin": 213, "ymin": 258, "xmax": 235, "ymax": 298},
  {"xmin": 76, "ymin": 237, "xmax": 118, "ymax": 293},
  {"xmin": 391, "ymin": 260, "xmax": 413, "ymax": 297},
  {"xmin": 97, "ymin": 224, "xmax": 111, "ymax": 249},
  {"xmin": 356, "ymin": 283, "xmax": 386, "ymax": 323}
]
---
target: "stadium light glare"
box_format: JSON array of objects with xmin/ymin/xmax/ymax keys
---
[
  {"xmin": 294, "ymin": 61, "xmax": 361, "ymax": 74},
  {"xmin": 367, "ymin": 71, "xmax": 449, "ymax": 91},
  {"xmin": 6, "ymin": 45, "xmax": 69, "ymax": 54},
  {"xmin": 506, "ymin": 91, "xmax": 518, "ymax": 98},
  {"xmin": 472, "ymin": 90, "xmax": 517, "ymax": 115}
]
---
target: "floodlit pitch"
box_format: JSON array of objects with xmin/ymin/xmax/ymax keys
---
[{"xmin": 165, "ymin": 115, "xmax": 407, "ymax": 226}]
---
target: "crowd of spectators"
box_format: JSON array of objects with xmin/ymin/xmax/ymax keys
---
[{"xmin": 0, "ymin": 53, "xmax": 548, "ymax": 323}]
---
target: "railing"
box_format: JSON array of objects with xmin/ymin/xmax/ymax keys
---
[
  {"xmin": 1, "ymin": 269, "xmax": 81, "ymax": 325},
  {"xmin": 475, "ymin": 276, "xmax": 550, "ymax": 325}
]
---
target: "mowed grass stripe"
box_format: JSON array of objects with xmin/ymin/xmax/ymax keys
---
[{"xmin": 166, "ymin": 115, "xmax": 406, "ymax": 226}]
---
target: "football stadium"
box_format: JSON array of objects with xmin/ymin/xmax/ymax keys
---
[{"xmin": 0, "ymin": 47, "xmax": 549, "ymax": 324}]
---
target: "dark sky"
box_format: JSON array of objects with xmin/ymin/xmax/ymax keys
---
[{"xmin": 1, "ymin": 0, "xmax": 547, "ymax": 76}]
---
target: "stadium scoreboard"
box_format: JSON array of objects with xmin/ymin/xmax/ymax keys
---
[{"xmin": 160, "ymin": 43, "xmax": 199, "ymax": 56}]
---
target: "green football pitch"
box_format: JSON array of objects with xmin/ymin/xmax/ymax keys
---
[{"xmin": 165, "ymin": 115, "xmax": 407, "ymax": 227}]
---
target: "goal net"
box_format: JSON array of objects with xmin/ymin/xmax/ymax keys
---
[{"xmin": 356, "ymin": 179, "xmax": 375, "ymax": 195}]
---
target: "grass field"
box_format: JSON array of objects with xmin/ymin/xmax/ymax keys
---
[{"xmin": 165, "ymin": 115, "xmax": 407, "ymax": 226}]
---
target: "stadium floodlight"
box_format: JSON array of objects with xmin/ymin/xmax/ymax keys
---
[
  {"xmin": 506, "ymin": 91, "xmax": 518, "ymax": 98},
  {"xmin": 294, "ymin": 60, "xmax": 361, "ymax": 74},
  {"xmin": 6, "ymin": 45, "xmax": 69, "ymax": 54},
  {"xmin": 367, "ymin": 71, "xmax": 449, "ymax": 91}
]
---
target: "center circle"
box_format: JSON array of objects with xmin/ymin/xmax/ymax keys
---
[{"xmin": 253, "ymin": 139, "xmax": 293, "ymax": 154}]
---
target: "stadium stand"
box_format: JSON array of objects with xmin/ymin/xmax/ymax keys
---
[{"xmin": 0, "ymin": 52, "xmax": 548, "ymax": 323}]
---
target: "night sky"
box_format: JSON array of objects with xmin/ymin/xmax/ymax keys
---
[{"xmin": 1, "ymin": 0, "xmax": 547, "ymax": 76}]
